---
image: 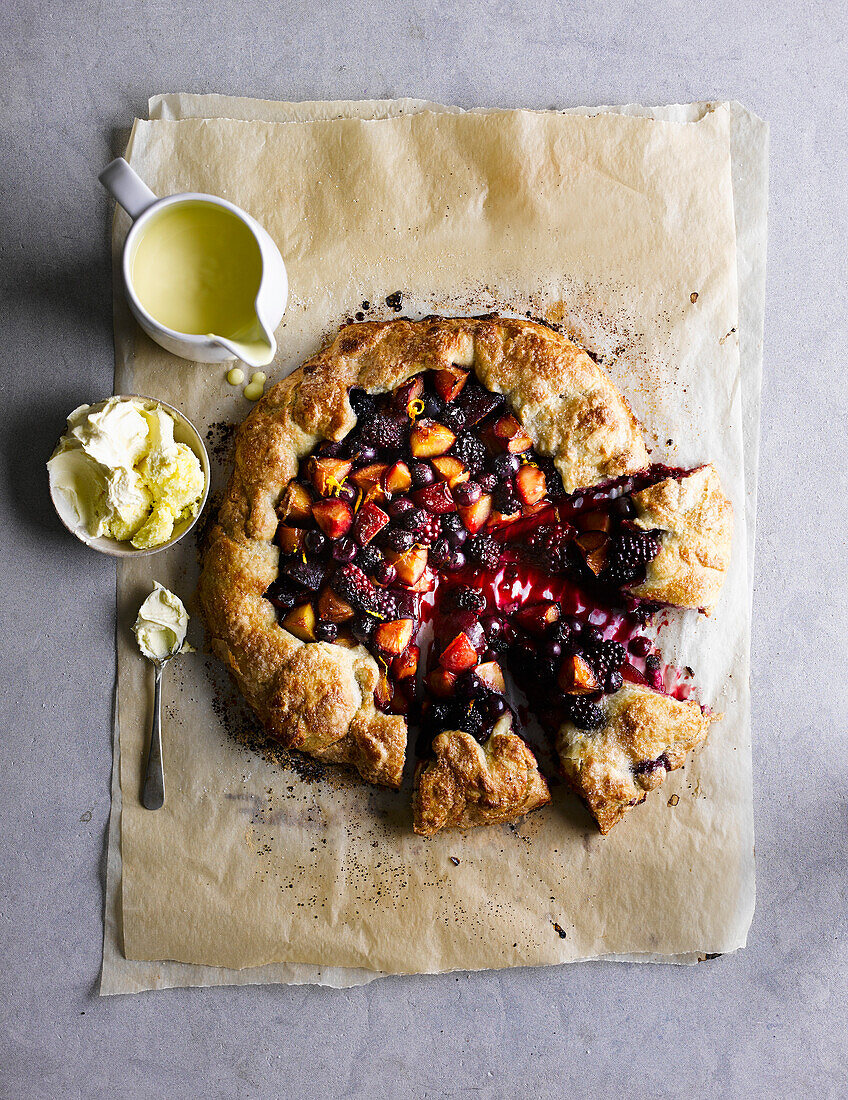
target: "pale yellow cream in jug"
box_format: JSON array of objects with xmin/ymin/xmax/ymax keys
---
[{"xmin": 130, "ymin": 201, "xmax": 268, "ymax": 359}]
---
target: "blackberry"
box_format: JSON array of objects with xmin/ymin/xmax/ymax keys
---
[
  {"xmin": 582, "ymin": 639, "xmax": 626, "ymax": 682},
  {"xmin": 603, "ymin": 530, "xmax": 662, "ymax": 586},
  {"xmin": 493, "ymin": 483, "xmax": 519, "ymax": 514},
  {"xmin": 451, "ymin": 432, "xmax": 487, "ymax": 473},
  {"xmin": 536, "ymin": 456, "xmax": 563, "ymax": 497},
  {"xmin": 373, "ymin": 588, "xmax": 398, "ymax": 620},
  {"xmin": 528, "ymin": 524, "xmax": 570, "ymax": 570},
  {"xmin": 466, "ymin": 534, "xmax": 501, "ymax": 572},
  {"xmin": 456, "ymin": 382, "xmax": 503, "ymax": 427},
  {"xmin": 332, "ymin": 563, "xmax": 379, "ymax": 613},
  {"xmin": 491, "ymin": 453, "xmax": 520, "ymax": 479},
  {"xmin": 357, "ymin": 544, "xmax": 383, "ymax": 575},
  {"xmin": 452, "ymin": 585, "xmax": 487, "ymax": 613},
  {"xmin": 382, "ymin": 526, "xmax": 415, "ymax": 554},
  {"xmin": 457, "ymin": 702, "xmax": 486, "ymax": 740},
  {"xmin": 441, "ymin": 404, "xmax": 467, "ymax": 432},
  {"xmin": 565, "ymin": 696, "xmax": 606, "ymax": 730},
  {"xmin": 405, "ymin": 509, "xmax": 441, "ymax": 544},
  {"xmin": 357, "ymin": 412, "xmax": 408, "ymax": 451},
  {"xmin": 348, "ymin": 388, "xmax": 377, "ymax": 418}
]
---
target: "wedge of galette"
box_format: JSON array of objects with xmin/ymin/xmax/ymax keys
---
[{"xmin": 198, "ymin": 316, "xmax": 732, "ymax": 836}]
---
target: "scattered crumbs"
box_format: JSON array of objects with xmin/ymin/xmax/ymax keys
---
[
  {"xmin": 385, "ymin": 290, "xmax": 404, "ymax": 311},
  {"xmin": 79, "ymin": 810, "xmax": 92, "ymax": 823},
  {"xmin": 552, "ymin": 921, "xmax": 567, "ymax": 939},
  {"xmin": 690, "ymin": 291, "xmax": 699, "ymax": 303},
  {"xmin": 449, "ymin": 856, "xmax": 460, "ymax": 866},
  {"xmin": 699, "ymin": 952, "xmax": 723, "ymax": 962},
  {"xmin": 667, "ymin": 794, "xmax": 680, "ymax": 807},
  {"xmin": 666, "ymin": 438, "xmax": 673, "ymax": 447},
  {"xmin": 205, "ymin": 421, "xmax": 237, "ymax": 463}
]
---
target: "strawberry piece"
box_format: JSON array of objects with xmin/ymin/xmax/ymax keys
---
[
  {"xmin": 312, "ymin": 498, "xmax": 354, "ymax": 539},
  {"xmin": 353, "ymin": 501, "xmax": 389, "ymax": 545},
  {"xmin": 438, "ymin": 631, "xmax": 479, "ymax": 673},
  {"xmin": 412, "ymin": 481, "xmax": 457, "ymax": 514}
]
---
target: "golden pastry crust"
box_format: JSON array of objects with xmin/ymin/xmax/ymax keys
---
[
  {"xmin": 413, "ymin": 719, "xmax": 551, "ymax": 836},
  {"xmin": 556, "ymin": 683, "xmax": 717, "ymax": 834},
  {"xmin": 198, "ymin": 316, "xmax": 649, "ymax": 788},
  {"xmin": 630, "ymin": 464, "xmax": 733, "ymax": 612}
]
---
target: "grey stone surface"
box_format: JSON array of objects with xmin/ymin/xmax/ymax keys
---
[{"xmin": 1, "ymin": 1, "xmax": 846, "ymax": 1096}]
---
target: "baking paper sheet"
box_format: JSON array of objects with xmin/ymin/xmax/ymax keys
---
[{"xmin": 101, "ymin": 97, "xmax": 766, "ymax": 994}]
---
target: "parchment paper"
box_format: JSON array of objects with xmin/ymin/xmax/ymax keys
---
[{"xmin": 101, "ymin": 97, "xmax": 766, "ymax": 994}]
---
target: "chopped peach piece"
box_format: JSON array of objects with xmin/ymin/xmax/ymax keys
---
[
  {"xmin": 282, "ymin": 603, "xmax": 317, "ymax": 642},
  {"xmin": 558, "ymin": 654, "xmax": 600, "ymax": 694},
  {"xmin": 410, "ymin": 419, "xmax": 456, "ymax": 458}
]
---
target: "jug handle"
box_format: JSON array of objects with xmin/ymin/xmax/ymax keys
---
[{"xmin": 99, "ymin": 158, "xmax": 157, "ymax": 220}]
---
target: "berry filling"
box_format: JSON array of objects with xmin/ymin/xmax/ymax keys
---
[{"xmin": 266, "ymin": 366, "xmax": 705, "ymax": 758}]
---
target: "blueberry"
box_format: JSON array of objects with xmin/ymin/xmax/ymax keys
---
[
  {"xmin": 356, "ymin": 445, "xmax": 378, "ymax": 464},
  {"xmin": 445, "ymin": 549, "xmax": 466, "ymax": 572},
  {"xmin": 382, "ymin": 527, "xmax": 415, "ymax": 553},
  {"xmin": 332, "ymin": 538, "xmax": 357, "ymax": 562},
  {"xmin": 318, "ymin": 440, "xmax": 344, "ymax": 457},
  {"xmin": 337, "ymin": 483, "xmax": 357, "ymax": 502},
  {"xmin": 304, "ymin": 529, "xmax": 326, "ymax": 555},
  {"xmin": 375, "ymin": 560, "xmax": 397, "ymax": 585},
  {"xmin": 388, "ymin": 497, "xmax": 415, "ymax": 519},
  {"xmin": 453, "ymin": 480, "xmax": 481, "ymax": 507},
  {"xmin": 351, "ymin": 616, "xmax": 375, "ymax": 643},
  {"xmin": 628, "ymin": 635, "xmax": 653, "ymax": 658},
  {"xmin": 315, "ymin": 621, "xmax": 338, "ymax": 643},
  {"xmin": 482, "ymin": 695, "xmax": 507, "ymax": 721},
  {"xmin": 410, "ymin": 462, "xmax": 435, "ymax": 487}
]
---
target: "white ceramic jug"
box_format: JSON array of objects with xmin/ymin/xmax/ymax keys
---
[{"xmin": 99, "ymin": 158, "xmax": 288, "ymax": 367}]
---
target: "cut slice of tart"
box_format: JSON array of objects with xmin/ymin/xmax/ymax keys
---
[
  {"xmin": 413, "ymin": 718, "xmax": 551, "ymax": 837},
  {"xmin": 555, "ymin": 681, "xmax": 717, "ymax": 834}
]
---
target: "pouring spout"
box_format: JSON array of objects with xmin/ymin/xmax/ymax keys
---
[{"xmin": 212, "ymin": 319, "xmax": 276, "ymax": 368}]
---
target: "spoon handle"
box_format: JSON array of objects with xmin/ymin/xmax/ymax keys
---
[{"xmin": 142, "ymin": 662, "xmax": 165, "ymax": 810}]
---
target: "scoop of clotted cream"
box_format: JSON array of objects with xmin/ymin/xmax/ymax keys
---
[
  {"xmin": 47, "ymin": 397, "xmax": 205, "ymax": 548},
  {"xmin": 133, "ymin": 582, "xmax": 192, "ymax": 661}
]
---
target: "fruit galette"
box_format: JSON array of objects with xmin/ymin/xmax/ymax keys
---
[{"xmin": 199, "ymin": 317, "xmax": 732, "ymax": 836}]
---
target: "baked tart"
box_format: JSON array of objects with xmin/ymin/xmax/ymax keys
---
[{"xmin": 198, "ymin": 317, "xmax": 732, "ymax": 835}]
